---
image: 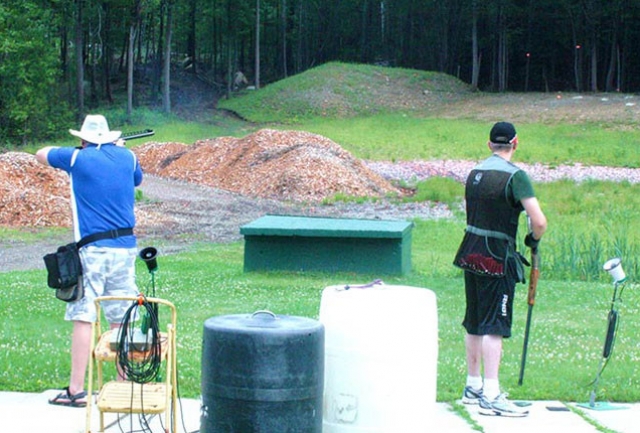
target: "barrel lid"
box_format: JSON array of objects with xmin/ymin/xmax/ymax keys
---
[
  {"xmin": 240, "ymin": 215, "xmax": 412, "ymax": 238},
  {"xmin": 204, "ymin": 310, "xmax": 323, "ymax": 333}
]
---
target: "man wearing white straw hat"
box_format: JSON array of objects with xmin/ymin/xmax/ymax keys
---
[{"xmin": 36, "ymin": 114, "xmax": 143, "ymax": 407}]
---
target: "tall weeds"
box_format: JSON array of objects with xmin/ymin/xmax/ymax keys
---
[
  {"xmin": 536, "ymin": 181, "xmax": 640, "ymax": 283},
  {"xmin": 544, "ymin": 231, "xmax": 639, "ymax": 282}
]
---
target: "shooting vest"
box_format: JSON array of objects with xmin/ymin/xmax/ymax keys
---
[{"xmin": 453, "ymin": 155, "xmax": 524, "ymax": 279}]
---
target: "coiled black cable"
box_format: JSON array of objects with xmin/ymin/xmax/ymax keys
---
[{"xmin": 115, "ymin": 296, "xmax": 163, "ymax": 384}]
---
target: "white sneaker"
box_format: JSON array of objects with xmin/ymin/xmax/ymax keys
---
[
  {"xmin": 478, "ymin": 393, "xmax": 529, "ymax": 417},
  {"xmin": 461, "ymin": 386, "xmax": 483, "ymax": 405}
]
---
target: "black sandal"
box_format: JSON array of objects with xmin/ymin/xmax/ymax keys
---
[{"xmin": 48, "ymin": 387, "xmax": 87, "ymax": 408}]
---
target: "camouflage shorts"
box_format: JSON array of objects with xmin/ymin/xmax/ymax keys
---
[{"xmin": 64, "ymin": 246, "xmax": 138, "ymax": 324}]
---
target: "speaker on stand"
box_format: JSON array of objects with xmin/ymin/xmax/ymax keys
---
[{"xmin": 139, "ymin": 247, "xmax": 159, "ymax": 334}]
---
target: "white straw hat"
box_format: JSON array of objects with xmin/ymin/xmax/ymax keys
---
[{"xmin": 69, "ymin": 114, "xmax": 121, "ymax": 145}]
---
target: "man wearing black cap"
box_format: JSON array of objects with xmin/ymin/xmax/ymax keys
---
[{"xmin": 454, "ymin": 121, "xmax": 547, "ymax": 417}]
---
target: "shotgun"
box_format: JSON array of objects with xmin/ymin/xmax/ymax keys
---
[
  {"xmin": 518, "ymin": 220, "xmax": 540, "ymax": 386},
  {"xmin": 121, "ymin": 129, "xmax": 155, "ymax": 141}
]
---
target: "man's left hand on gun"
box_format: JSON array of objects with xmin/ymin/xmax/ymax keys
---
[{"xmin": 524, "ymin": 233, "xmax": 540, "ymax": 252}]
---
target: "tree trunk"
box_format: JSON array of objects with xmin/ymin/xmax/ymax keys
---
[
  {"xmin": 102, "ymin": 1, "xmax": 113, "ymax": 103},
  {"xmin": 382, "ymin": 1, "xmax": 388, "ymax": 60},
  {"xmin": 89, "ymin": 19, "xmax": 98, "ymax": 105},
  {"xmin": 281, "ymin": 0, "xmax": 287, "ymax": 77},
  {"xmin": 590, "ymin": 43, "xmax": 598, "ymax": 92},
  {"xmin": 60, "ymin": 19, "xmax": 69, "ymax": 84},
  {"xmin": 360, "ymin": 0, "xmax": 369, "ymax": 62},
  {"xmin": 163, "ymin": 0, "xmax": 173, "ymax": 113},
  {"xmin": 75, "ymin": 0, "xmax": 85, "ymax": 118},
  {"xmin": 605, "ymin": 38, "xmax": 618, "ymax": 92},
  {"xmin": 295, "ymin": 0, "xmax": 304, "ymax": 73},
  {"xmin": 127, "ymin": 22, "xmax": 136, "ymax": 118},
  {"xmin": 574, "ymin": 44, "xmax": 582, "ymax": 92},
  {"xmin": 616, "ymin": 44, "xmax": 622, "ymax": 92},
  {"xmin": 496, "ymin": 4, "xmax": 508, "ymax": 92},
  {"xmin": 437, "ymin": 1, "xmax": 449, "ymax": 72},
  {"xmin": 498, "ymin": 28, "xmax": 507, "ymax": 91},
  {"xmin": 127, "ymin": 1, "xmax": 142, "ymax": 119},
  {"xmin": 225, "ymin": 0, "xmax": 233, "ymax": 99},
  {"xmin": 187, "ymin": 0, "xmax": 197, "ymax": 74},
  {"xmin": 471, "ymin": 0, "xmax": 480, "ymax": 90},
  {"xmin": 255, "ymin": 0, "xmax": 261, "ymax": 89}
]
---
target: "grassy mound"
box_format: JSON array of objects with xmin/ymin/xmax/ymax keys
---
[{"xmin": 218, "ymin": 61, "xmax": 472, "ymax": 123}]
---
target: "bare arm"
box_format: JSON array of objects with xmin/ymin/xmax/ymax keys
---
[
  {"xmin": 521, "ymin": 196, "xmax": 547, "ymax": 240},
  {"xmin": 35, "ymin": 146, "xmax": 57, "ymax": 166}
]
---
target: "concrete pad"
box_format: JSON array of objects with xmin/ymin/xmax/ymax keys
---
[
  {"xmin": 433, "ymin": 403, "xmax": 476, "ymax": 432},
  {"xmin": 3, "ymin": 391, "xmax": 474, "ymax": 433},
  {"xmin": 0, "ymin": 390, "xmax": 202, "ymax": 433},
  {"xmin": 463, "ymin": 400, "xmax": 601, "ymax": 433},
  {"xmin": 570, "ymin": 401, "xmax": 640, "ymax": 433},
  {"xmin": 1, "ymin": 391, "xmax": 637, "ymax": 433}
]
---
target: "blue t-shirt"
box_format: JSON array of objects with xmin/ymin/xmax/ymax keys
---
[{"xmin": 47, "ymin": 144, "xmax": 143, "ymax": 247}]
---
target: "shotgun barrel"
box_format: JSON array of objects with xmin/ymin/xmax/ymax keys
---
[{"xmin": 121, "ymin": 129, "xmax": 155, "ymax": 141}]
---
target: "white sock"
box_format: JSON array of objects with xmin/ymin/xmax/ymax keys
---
[
  {"xmin": 483, "ymin": 379, "xmax": 500, "ymax": 400},
  {"xmin": 466, "ymin": 375, "xmax": 483, "ymax": 391}
]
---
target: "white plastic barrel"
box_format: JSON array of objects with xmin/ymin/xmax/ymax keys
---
[{"xmin": 319, "ymin": 282, "xmax": 438, "ymax": 433}]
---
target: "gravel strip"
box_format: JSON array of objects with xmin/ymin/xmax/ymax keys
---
[{"xmin": 366, "ymin": 160, "xmax": 640, "ymax": 184}]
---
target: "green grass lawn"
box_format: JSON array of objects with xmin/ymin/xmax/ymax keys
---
[
  {"xmin": 289, "ymin": 114, "xmax": 640, "ymax": 167},
  {"xmin": 4, "ymin": 62, "xmax": 640, "ymax": 404},
  {"xmin": 2, "ymin": 239, "xmax": 639, "ymax": 404}
]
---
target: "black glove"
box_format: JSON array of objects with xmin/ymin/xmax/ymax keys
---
[{"xmin": 524, "ymin": 233, "xmax": 540, "ymax": 251}]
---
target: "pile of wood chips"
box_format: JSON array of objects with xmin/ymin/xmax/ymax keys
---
[
  {"xmin": 0, "ymin": 129, "xmax": 399, "ymax": 227},
  {"xmin": 134, "ymin": 129, "xmax": 398, "ymax": 202},
  {"xmin": 0, "ymin": 152, "xmax": 72, "ymax": 227}
]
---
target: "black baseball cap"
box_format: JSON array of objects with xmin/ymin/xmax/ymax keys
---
[{"xmin": 490, "ymin": 122, "xmax": 517, "ymax": 144}]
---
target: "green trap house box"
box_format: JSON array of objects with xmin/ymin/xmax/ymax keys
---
[{"xmin": 240, "ymin": 215, "xmax": 413, "ymax": 274}]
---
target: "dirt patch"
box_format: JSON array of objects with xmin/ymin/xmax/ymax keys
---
[{"xmin": 438, "ymin": 92, "xmax": 640, "ymax": 127}]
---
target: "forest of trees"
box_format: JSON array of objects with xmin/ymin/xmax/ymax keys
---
[{"xmin": 2, "ymin": 0, "xmax": 640, "ymax": 144}]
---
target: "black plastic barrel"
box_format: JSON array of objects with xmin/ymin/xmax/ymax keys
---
[{"xmin": 200, "ymin": 311, "xmax": 324, "ymax": 433}]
